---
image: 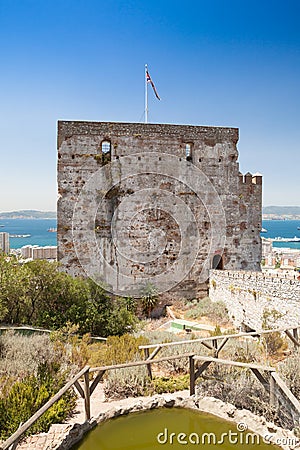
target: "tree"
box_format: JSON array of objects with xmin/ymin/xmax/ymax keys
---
[
  {"xmin": 141, "ymin": 282, "xmax": 159, "ymax": 318},
  {"xmin": 0, "ymin": 255, "xmax": 138, "ymax": 337}
]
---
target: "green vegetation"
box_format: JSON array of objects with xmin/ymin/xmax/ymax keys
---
[
  {"xmin": 149, "ymin": 375, "xmax": 189, "ymax": 394},
  {"xmin": 0, "ymin": 256, "xmax": 137, "ymax": 337},
  {"xmin": 185, "ymin": 297, "xmax": 229, "ymax": 324},
  {"xmin": 141, "ymin": 282, "xmax": 159, "ymax": 317},
  {"xmin": 275, "ymin": 260, "xmax": 281, "ymax": 269},
  {"xmin": 1, "ymin": 327, "xmax": 300, "ymax": 438},
  {"xmin": 0, "ymin": 331, "xmax": 76, "ymax": 440},
  {"xmin": 52, "ymin": 331, "xmax": 149, "ymax": 369},
  {"xmin": 1, "ymin": 254, "xmax": 299, "ymax": 437},
  {"xmin": 194, "ymin": 337, "xmax": 300, "ymax": 430},
  {"xmin": 262, "ymin": 309, "xmax": 288, "ymax": 356},
  {"xmin": 0, "ymin": 365, "xmax": 75, "ymax": 439}
]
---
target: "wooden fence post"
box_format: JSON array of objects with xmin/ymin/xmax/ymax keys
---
[
  {"xmin": 212, "ymin": 338, "xmax": 218, "ymax": 357},
  {"xmin": 293, "ymin": 328, "xmax": 299, "ymax": 351},
  {"xmin": 269, "ymin": 374, "xmax": 277, "ymax": 408},
  {"xmin": 144, "ymin": 348, "xmax": 153, "ymax": 379},
  {"xmin": 83, "ymin": 368, "xmax": 91, "ymax": 421},
  {"xmin": 189, "ymin": 355, "xmax": 195, "ymax": 395}
]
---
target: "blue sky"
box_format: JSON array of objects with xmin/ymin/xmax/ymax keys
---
[{"xmin": 0, "ymin": 0, "xmax": 299, "ymax": 211}]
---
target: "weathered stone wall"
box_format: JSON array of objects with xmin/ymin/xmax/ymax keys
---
[
  {"xmin": 209, "ymin": 269, "xmax": 300, "ymax": 330},
  {"xmin": 57, "ymin": 121, "xmax": 262, "ymax": 298}
]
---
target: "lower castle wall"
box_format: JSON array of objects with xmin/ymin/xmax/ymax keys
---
[{"xmin": 209, "ymin": 270, "xmax": 300, "ymax": 330}]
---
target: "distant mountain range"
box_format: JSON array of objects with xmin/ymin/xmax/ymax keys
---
[
  {"xmin": 262, "ymin": 206, "xmax": 300, "ymax": 216},
  {"xmin": 0, "ymin": 210, "xmax": 56, "ymax": 219},
  {"xmin": 0, "ymin": 207, "xmax": 299, "ymax": 220}
]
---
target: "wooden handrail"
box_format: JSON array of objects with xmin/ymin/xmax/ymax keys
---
[
  {"xmin": 89, "ymin": 353, "xmax": 194, "ymax": 372},
  {"xmin": 1, "ymin": 355, "xmax": 194, "ymax": 450},
  {"xmin": 193, "ymin": 355, "xmax": 276, "ymax": 372},
  {"xmin": 1, "ymin": 325, "xmax": 299, "ymax": 449},
  {"xmin": 271, "ymin": 372, "xmax": 300, "ymax": 413},
  {"xmin": 139, "ymin": 326, "xmax": 300, "ymax": 350}
]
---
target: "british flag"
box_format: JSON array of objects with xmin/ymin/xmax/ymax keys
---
[{"xmin": 146, "ymin": 69, "xmax": 161, "ymax": 100}]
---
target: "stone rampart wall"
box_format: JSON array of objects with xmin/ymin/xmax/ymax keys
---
[{"xmin": 209, "ymin": 269, "xmax": 300, "ymax": 330}]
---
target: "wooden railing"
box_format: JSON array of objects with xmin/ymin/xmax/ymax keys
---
[
  {"xmin": 0, "ymin": 353, "xmax": 193, "ymax": 450},
  {"xmin": 189, "ymin": 355, "xmax": 300, "ymax": 423},
  {"xmin": 1, "ymin": 325, "xmax": 299, "ymax": 449},
  {"xmin": 139, "ymin": 326, "xmax": 300, "ymax": 362}
]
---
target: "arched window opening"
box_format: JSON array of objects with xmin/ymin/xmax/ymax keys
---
[
  {"xmin": 212, "ymin": 254, "xmax": 224, "ymax": 270},
  {"xmin": 185, "ymin": 143, "xmax": 193, "ymax": 161},
  {"xmin": 102, "ymin": 140, "xmax": 111, "ymax": 154},
  {"xmin": 101, "ymin": 140, "xmax": 111, "ymax": 164}
]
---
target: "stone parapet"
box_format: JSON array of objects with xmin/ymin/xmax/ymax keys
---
[{"xmin": 209, "ymin": 269, "xmax": 300, "ymax": 329}]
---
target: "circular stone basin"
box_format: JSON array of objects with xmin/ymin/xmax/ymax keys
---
[{"xmin": 72, "ymin": 408, "xmax": 280, "ymax": 449}]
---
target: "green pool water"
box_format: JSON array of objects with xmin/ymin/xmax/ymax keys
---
[{"xmin": 72, "ymin": 408, "xmax": 282, "ymax": 449}]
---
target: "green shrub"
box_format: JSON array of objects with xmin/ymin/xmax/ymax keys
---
[
  {"xmin": 278, "ymin": 354, "xmax": 300, "ymax": 400},
  {"xmin": 104, "ymin": 366, "xmax": 149, "ymax": 399},
  {"xmin": 261, "ymin": 309, "xmax": 288, "ymax": 356},
  {"xmin": 185, "ymin": 297, "xmax": 229, "ymax": 324},
  {"xmin": 140, "ymin": 283, "xmax": 159, "ymax": 317},
  {"xmin": 104, "ymin": 371, "xmax": 189, "ymax": 400},
  {"xmin": 89, "ymin": 334, "xmax": 149, "ymax": 367},
  {"xmin": 0, "ymin": 330, "xmax": 74, "ymax": 383},
  {"xmin": 138, "ymin": 330, "xmax": 211, "ymax": 375},
  {"xmin": 0, "ymin": 363, "xmax": 76, "ymax": 440},
  {"xmin": 149, "ymin": 375, "xmax": 189, "ymax": 394}
]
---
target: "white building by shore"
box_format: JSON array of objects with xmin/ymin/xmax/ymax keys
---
[
  {"xmin": 0, "ymin": 232, "xmax": 10, "ymax": 254},
  {"xmin": 262, "ymin": 237, "xmax": 300, "ymax": 270},
  {"xmin": 21, "ymin": 245, "xmax": 57, "ymax": 261}
]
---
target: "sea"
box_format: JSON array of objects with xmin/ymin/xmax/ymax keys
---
[
  {"xmin": 0, "ymin": 218, "xmax": 300, "ymax": 250},
  {"xmin": 0, "ymin": 219, "xmax": 57, "ymax": 249},
  {"xmin": 262, "ymin": 219, "xmax": 300, "ymax": 250}
]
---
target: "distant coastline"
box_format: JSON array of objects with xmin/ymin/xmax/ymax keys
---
[
  {"xmin": 0, "ymin": 210, "xmax": 56, "ymax": 220},
  {"xmin": 262, "ymin": 205, "xmax": 300, "ymax": 220},
  {"xmin": 1, "ymin": 207, "xmax": 300, "ymax": 221}
]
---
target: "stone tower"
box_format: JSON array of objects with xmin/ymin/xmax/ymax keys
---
[{"xmin": 57, "ymin": 121, "xmax": 262, "ymax": 298}]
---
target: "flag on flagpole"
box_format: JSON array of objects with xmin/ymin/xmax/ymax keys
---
[{"xmin": 146, "ymin": 69, "xmax": 161, "ymax": 100}]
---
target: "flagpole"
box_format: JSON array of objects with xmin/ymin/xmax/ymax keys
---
[{"xmin": 145, "ymin": 64, "xmax": 148, "ymax": 123}]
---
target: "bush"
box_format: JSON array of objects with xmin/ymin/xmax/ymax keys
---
[
  {"xmin": 0, "ymin": 363, "xmax": 76, "ymax": 440},
  {"xmin": 261, "ymin": 309, "xmax": 288, "ymax": 356},
  {"xmin": 278, "ymin": 354, "xmax": 300, "ymax": 400},
  {"xmin": 104, "ymin": 371, "xmax": 189, "ymax": 400},
  {"xmin": 185, "ymin": 297, "xmax": 229, "ymax": 324},
  {"xmin": 140, "ymin": 283, "xmax": 159, "ymax": 318},
  {"xmin": 0, "ymin": 331, "xmax": 77, "ymax": 440},
  {"xmin": 149, "ymin": 375, "xmax": 189, "ymax": 394},
  {"xmin": 217, "ymin": 338, "xmax": 265, "ymax": 363},
  {"xmin": 0, "ymin": 330, "xmax": 73, "ymax": 384},
  {"xmin": 196, "ymin": 369, "xmax": 278, "ymax": 423},
  {"xmin": 104, "ymin": 366, "xmax": 149, "ymax": 399}
]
